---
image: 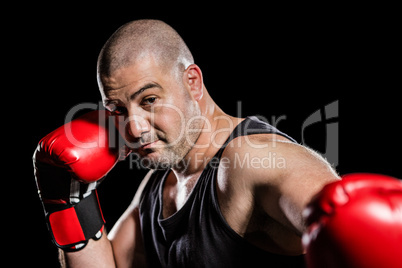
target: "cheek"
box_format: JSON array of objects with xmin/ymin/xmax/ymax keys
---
[
  {"xmin": 155, "ymin": 94, "xmax": 198, "ymax": 139},
  {"xmin": 152, "ymin": 102, "xmax": 185, "ymax": 137}
]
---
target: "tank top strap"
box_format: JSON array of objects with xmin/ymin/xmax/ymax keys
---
[{"xmin": 217, "ymin": 116, "xmax": 297, "ymax": 157}]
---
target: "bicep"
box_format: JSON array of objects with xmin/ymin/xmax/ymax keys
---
[{"xmin": 255, "ymin": 142, "xmax": 340, "ymax": 234}]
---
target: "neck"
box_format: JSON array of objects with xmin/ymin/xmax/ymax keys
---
[{"xmin": 171, "ymin": 86, "xmax": 241, "ymax": 182}]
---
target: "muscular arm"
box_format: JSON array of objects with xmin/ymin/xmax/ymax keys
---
[
  {"xmin": 60, "ymin": 170, "xmax": 153, "ymax": 268},
  {"xmin": 220, "ymin": 135, "xmax": 340, "ymax": 235},
  {"xmin": 255, "ymin": 140, "xmax": 340, "ymax": 234}
]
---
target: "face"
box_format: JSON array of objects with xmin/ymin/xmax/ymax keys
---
[{"xmin": 98, "ymin": 55, "xmax": 203, "ymax": 169}]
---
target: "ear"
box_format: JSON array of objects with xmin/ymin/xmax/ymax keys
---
[{"xmin": 183, "ymin": 64, "xmax": 203, "ymax": 101}]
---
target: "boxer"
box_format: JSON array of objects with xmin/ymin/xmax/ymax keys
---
[{"xmin": 34, "ymin": 19, "xmax": 340, "ymax": 267}]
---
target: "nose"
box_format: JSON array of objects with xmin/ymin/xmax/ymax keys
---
[{"xmin": 127, "ymin": 114, "xmax": 150, "ymax": 139}]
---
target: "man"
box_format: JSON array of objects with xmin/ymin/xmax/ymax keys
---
[{"xmin": 34, "ymin": 19, "xmax": 340, "ymax": 267}]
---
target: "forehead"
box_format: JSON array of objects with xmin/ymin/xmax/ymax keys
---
[{"xmin": 99, "ymin": 55, "xmax": 164, "ymax": 94}]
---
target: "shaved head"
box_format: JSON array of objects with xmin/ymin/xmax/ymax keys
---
[
  {"xmin": 97, "ymin": 19, "xmax": 194, "ymax": 80},
  {"xmin": 95, "ymin": 20, "xmax": 204, "ymax": 170}
]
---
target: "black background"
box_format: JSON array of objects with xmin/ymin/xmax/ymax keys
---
[{"xmin": 13, "ymin": 4, "xmax": 400, "ymax": 267}]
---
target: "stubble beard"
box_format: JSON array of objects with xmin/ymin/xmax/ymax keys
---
[{"xmin": 139, "ymin": 108, "xmax": 203, "ymax": 171}]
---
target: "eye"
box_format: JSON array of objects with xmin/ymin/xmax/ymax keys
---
[
  {"xmin": 141, "ymin": 96, "xmax": 157, "ymax": 106},
  {"xmin": 106, "ymin": 103, "xmax": 127, "ymax": 115},
  {"xmin": 113, "ymin": 106, "xmax": 128, "ymax": 115}
]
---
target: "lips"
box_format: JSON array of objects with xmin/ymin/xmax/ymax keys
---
[
  {"xmin": 123, "ymin": 132, "xmax": 164, "ymax": 151},
  {"xmin": 140, "ymin": 140, "xmax": 159, "ymax": 149}
]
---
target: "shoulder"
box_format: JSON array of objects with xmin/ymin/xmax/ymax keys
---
[
  {"xmin": 216, "ymin": 133, "xmax": 340, "ymax": 234},
  {"xmin": 217, "ymin": 133, "xmax": 336, "ymax": 189},
  {"xmin": 107, "ymin": 170, "xmax": 153, "ymax": 267},
  {"xmin": 131, "ymin": 169, "xmax": 156, "ymax": 208},
  {"xmin": 218, "ymin": 134, "xmax": 292, "ymax": 177},
  {"xmin": 108, "ymin": 169, "xmax": 156, "ymax": 241}
]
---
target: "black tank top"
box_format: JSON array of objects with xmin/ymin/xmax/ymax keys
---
[{"xmin": 139, "ymin": 116, "xmax": 306, "ymax": 267}]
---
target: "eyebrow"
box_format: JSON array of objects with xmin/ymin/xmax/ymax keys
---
[{"xmin": 130, "ymin": 82, "xmax": 162, "ymax": 101}]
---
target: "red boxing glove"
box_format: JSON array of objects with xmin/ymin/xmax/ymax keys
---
[
  {"xmin": 33, "ymin": 110, "xmax": 122, "ymax": 251},
  {"xmin": 302, "ymin": 173, "xmax": 402, "ymax": 268}
]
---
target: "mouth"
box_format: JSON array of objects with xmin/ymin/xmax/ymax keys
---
[{"xmin": 140, "ymin": 140, "xmax": 160, "ymax": 150}]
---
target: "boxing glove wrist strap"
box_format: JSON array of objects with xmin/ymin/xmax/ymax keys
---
[{"xmin": 46, "ymin": 190, "xmax": 105, "ymax": 252}]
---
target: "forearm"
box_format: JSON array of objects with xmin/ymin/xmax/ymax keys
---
[{"xmin": 60, "ymin": 232, "xmax": 115, "ymax": 268}]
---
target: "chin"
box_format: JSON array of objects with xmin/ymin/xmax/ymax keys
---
[{"xmin": 136, "ymin": 150, "xmax": 174, "ymax": 170}]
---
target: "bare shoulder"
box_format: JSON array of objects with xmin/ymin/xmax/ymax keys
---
[
  {"xmin": 217, "ymin": 133, "xmax": 338, "ymax": 191},
  {"xmin": 131, "ymin": 169, "xmax": 156, "ymax": 208},
  {"xmin": 107, "ymin": 169, "xmax": 154, "ymax": 267},
  {"xmin": 217, "ymin": 133, "xmax": 340, "ymax": 235},
  {"xmin": 108, "ymin": 169, "xmax": 154, "ymax": 238}
]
